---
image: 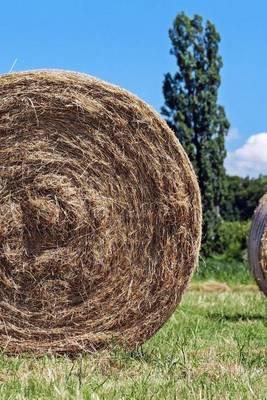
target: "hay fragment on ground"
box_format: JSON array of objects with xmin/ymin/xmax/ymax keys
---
[
  {"xmin": 248, "ymin": 194, "xmax": 267, "ymax": 296},
  {"xmin": 0, "ymin": 70, "xmax": 202, "ymax": 354}
]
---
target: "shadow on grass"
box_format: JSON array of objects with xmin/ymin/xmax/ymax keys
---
[{"xmin": 207, "ymin": 312, "xmax": 266, "ymax": 322}]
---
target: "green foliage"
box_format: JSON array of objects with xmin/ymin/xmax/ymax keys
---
[
  {"xmin": 196, "ymin": 220, "xmax": 251, "ymax": 284},
  {"xmin": 215, "ymin": 220, "xmax": 251, "ymax": 261},
  {"xmin": 162, "ymin": 12, "xmax": 230, "ymax": 256},
  {"xmin": 222, "ymin": 175, "xmax": 267, "ymax": 221}
]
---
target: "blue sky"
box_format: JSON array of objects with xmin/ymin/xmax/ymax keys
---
[{"xmin": 1, "ymin": 0, "xmax": 267, "ymax": 176}]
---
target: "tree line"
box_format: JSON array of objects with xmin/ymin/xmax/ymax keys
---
[{"xmin": 161, "ymin": 12, "xmax": 266, "ymax": 256}]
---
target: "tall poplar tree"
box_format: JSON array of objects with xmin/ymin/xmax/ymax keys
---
[{"xmin": 162, "ymin": 12, "xmax": 230, "ymax": 254}]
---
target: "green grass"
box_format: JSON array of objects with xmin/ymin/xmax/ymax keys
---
[
  {"xmin": 194, "ymin": 256, "xmax": 253, "ymax": 285},
  {"xmin": 0, "ymin": 284, "xmax": 266, "ymax": 399}
]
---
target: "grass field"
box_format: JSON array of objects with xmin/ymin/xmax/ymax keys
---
[{"xmin": 0, "ymin": 273, "xmax": 266, "ymax": 400}]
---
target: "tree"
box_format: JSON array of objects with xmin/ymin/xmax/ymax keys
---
[
  {"xmin": 162, "ymin": 12, "xmax": 230, "ymax": 255},
  {"xmin": 221, "ymin": 175, "xmax": 267, "ymax": 221}
]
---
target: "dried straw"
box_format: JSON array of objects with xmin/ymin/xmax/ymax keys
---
[
  {"xmin": 248, "ymin": 194, "xmax": 267, "ymax": 295},
  {"xmin": 0, "ymin": 70, "xmax": 202, "ymax": 354}
]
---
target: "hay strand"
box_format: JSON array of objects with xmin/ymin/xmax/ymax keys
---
[
  {"xmin": 248, "ymin": 194, "xmax": 267, "ymax": 295},
  {"xmin": 0, "ymin": 70, "xmax": 202, "ymax": 354}
]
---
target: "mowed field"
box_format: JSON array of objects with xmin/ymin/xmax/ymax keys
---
[{"xmin": 0, "ymin": 281, "xmax": 266, "ymax": 400}]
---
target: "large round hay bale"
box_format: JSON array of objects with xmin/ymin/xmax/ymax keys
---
[
  {"xmin": 0, "ymin": 70, "xmax": 202, "ymax": 355},
  {"xmin": 248, "ymin": 194, "xmax": 267, "ymax": 295}
]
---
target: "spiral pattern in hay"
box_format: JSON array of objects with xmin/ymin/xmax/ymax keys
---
[{"xmin": 0, "ymin": 70, "xmax": 202, "ymax": 354}]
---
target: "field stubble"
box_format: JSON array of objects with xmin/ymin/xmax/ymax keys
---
[{"xmin": 0, "ymin": 282, "xmax": 266, "ymax": 400}]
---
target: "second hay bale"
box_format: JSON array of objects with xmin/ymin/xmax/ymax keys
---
[{"xmin": 248, "ymin": 194, "xmax": 267, "ymax": 295}]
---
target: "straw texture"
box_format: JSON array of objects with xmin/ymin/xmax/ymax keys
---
[
  {"xmin": 0, "ymin": 70, "xmax": 202, "ymax": 354},
  {"xmin": 248, "ymin": 194, "xmax": 267, "ymax": 296}
]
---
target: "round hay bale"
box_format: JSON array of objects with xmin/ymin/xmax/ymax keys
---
[
  {"xmin": 248, "ymin": 194, "xmax": 267, "ymax": 295},
  {"xmin": 0, "ymin": 70, "xmax": 202, "ymax": 355}
]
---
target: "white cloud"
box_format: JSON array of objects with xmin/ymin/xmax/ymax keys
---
[{"xmin": 225, "ymin": 132, "xmax": 267, "ymax": 177}]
